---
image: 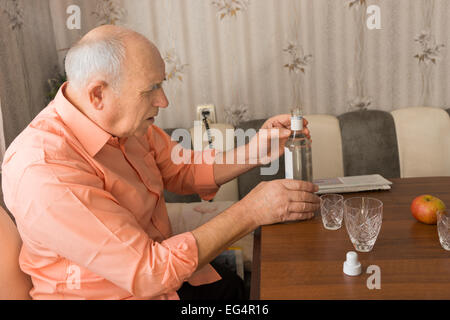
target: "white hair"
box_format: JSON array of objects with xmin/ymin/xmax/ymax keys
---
[{"xmin": 65, "ymin": 36, "xmax": 126, "ymax": 92}]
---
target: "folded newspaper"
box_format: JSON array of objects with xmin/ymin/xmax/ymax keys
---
[{"xmin": 313, "ymin": 174, "xmax": 393, "ymax": 194}]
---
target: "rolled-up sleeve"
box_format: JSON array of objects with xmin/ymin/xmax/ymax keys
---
[
  {"xmin": 148, "ymin": 126, "xmax": 219, "ymax": 201},
  {"xmin": 9, "ymin": 160, "xmax": 200, "ymax": 298}
]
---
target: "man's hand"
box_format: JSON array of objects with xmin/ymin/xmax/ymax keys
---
[
  {"xmin": 245, "ymin": 114, "xmax": 311, "ymax": 166},
  {"xmin": 191, "ymin": 179, "xmax": 320, "ymax": 269},
  {"xmin": 213, "ymin": 114, "xmax": 311, "ymax": 186},
  {"xmin": 261, "ymin": 114, "xmax": 311, "ymax": 140},
  {"xmin": 239, "ymin": 179, "xmax": 320, "ymax": 225}
]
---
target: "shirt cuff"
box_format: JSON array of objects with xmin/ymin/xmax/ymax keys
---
[
  {"xmin": 187, "ymin": 263, "xmax": 222, "ymax": 286},
  {"xmin": 160, "ymin": 232, "xmax": 200, "ymax": 288},
  {"xmin": 161, "ymin": 232, "xmax": 221, "ymax": 288},
  {"xmin": 194, "ymin": 149, "xmax": 220, "ymax": 201}
]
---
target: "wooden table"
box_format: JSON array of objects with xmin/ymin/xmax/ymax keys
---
[{"xmin": 250, "ymin": 177, "xmax": 450, "ymax": 299}]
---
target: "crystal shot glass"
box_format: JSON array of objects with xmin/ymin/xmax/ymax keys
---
[
  {"xmin": 320, "ymin": 194, "xmax": 344, "ymax": 230},
  {"xmin": 437, "ymin": 210, "xmax": 450, "ymax": 251}
]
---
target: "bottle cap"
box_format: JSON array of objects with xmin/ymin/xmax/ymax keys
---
[
  {"xmin": 290, "ymin": 108, "xmax": 304, "ymax": 131},
  {"xmin": 290, "ymin": 116, "xmax": 303, "ymax": 131},
  {"xmin": 343, "ymin": 251, "xmax": 362, "ymax": 276}
]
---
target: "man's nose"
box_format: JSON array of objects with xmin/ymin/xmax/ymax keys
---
[{"xmin": 155, "ymin": 89, "xmax": 169, "ymax": 109}]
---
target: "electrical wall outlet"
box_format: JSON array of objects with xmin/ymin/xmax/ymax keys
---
[{"xmin": 196, "ymin": 104, "xmax": 217, "ymax": 123}]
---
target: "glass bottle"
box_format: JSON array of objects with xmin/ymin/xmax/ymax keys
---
[{"xmin": 284, "ymin": 108, "xmax": 313, "ymax": 182}]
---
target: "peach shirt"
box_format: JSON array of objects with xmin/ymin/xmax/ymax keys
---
[{"xmin": 1, "ymin": 84, "xmax": 221, "ymax": 300}]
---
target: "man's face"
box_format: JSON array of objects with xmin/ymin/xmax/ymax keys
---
[{"xmin": 100, "ymin": 40, "xmax": 169, "ymax": 138}]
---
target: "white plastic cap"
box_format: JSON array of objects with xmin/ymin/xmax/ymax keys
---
[
  {"xmin": 290, "ymin": 115, "xmax": 303, "ymax": 131},
  {"xmin": 343, "ymin": 251, "xmax": 362, "ymax": 276}
]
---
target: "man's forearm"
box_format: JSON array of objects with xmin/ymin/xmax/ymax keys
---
[
  {"xmin": 213, "ymin": 144, "xmax": 260, "ymax": 186},
  {"xmin": 191, "ymin": 201, "xmax": 256, "ymax": 269},
  {"xmin": 193, "ymin": 144, "xmax": 259, "ymax": 269}
]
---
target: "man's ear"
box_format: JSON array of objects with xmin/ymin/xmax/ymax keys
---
[{"xmin": 86, "ymin": 80, "xmax": 107, "ymax": 110}]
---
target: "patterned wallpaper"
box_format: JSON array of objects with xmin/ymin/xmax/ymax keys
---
[{"xmin": 1, "ymin": 0, "xmax": 449, "ymax": 143}]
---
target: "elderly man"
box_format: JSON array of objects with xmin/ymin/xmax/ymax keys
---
[{"xmin": 2, "ymin": 25, "xmax": 320, "ymax": 300}]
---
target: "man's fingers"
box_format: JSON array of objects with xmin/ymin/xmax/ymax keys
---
[
  {"xmin": 273, "ymin": 119, "xmax": 290, "ymax": 129},
  {"xmin": 288, "ymin": 202, "xmax": 320, "ymax": 213},
  {"xmin": 262, "ymin": 115, "xmax": 290, "ymax": 129},
  {"xmin": 303, "ymin": 128, "xmax": 310, "ymax": 138},
  {"xmin": 263, "ymin": 115, "xmax": 309, "ymax": 130},
  {"xmin": 256, "ymin": 129, "xmax": 291, "ymax": 147},
  {"xmin": 288, "ymin": 190, "xmax": 321, "ymax": 204},
  {"xmin": 285, "ymin": 212, "xmax": 315, "ymax": 222},
  {"xmin": 272, "ymin": 115, "xmax": 291, "ymax": 127},
  {"xmin": 280, "ymin": 179, "xmax": 319, "ymax": 193},
  {"xmin": 259, "ymin": 128, "xmax": 291, "ymax": 137},
  {"xmin": 303, "ymin": 118, "xmax": 309, "ymax": 127},
  {"xmin": 275, "ymin": 117, "xmax": 309, "ymax": 130}
]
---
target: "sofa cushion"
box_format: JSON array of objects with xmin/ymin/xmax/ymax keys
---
[
  {"xmin": 391, "ymin": 107, "xmax": 450, "ymax": 177},
  {"xmin": 338, "ymin": 110, "xmax": 401, "ymax": 179},
  {"xmin": 306, "ymin": 114, "xmax": 344, "ymax": 179}
]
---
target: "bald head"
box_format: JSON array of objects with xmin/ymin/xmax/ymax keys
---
[
  {"xmin": 65, "ymin": 25, "xmax": 160, "ymax": 93},
  {"xmin": 82, "ymin": 24, "xmax": 133, "ymax": 40},
  {"xmin": 81, "ymin": 25, "xmax": 157, "ymax": 50},
  {"xmin": 64, "ymin": 26, "xmax": 168, "ymax": 138}
]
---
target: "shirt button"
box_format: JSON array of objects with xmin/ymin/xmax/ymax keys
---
[{"xmin": 178, "ymin": 243, "xmax": 188, "ymax": 251}]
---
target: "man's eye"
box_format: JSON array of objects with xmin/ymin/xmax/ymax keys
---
[{"xmin": 151, "ymin": 83, "xmax": 162, "ymax": 91}]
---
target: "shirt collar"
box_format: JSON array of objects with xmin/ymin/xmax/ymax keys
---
[{"xmin": 54, "ymin": 83, "xmax": 112, "ymax": 157}]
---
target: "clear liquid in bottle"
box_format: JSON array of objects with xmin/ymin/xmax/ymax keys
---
[{"xmin": 284, "ymin": 108, "xmax": 313, "ymax": 182}]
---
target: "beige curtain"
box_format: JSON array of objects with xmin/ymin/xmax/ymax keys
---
[
  {"xmin": 0, "ymin": 0, "xmax": 59, "ymax": 147},
  {"xmin": 49, "ymin": 0, "xmax": 450, "ymax": 130},
  {"xmin": 1, "ymin": 0, "xmax": 449, "ymax": 147}
]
